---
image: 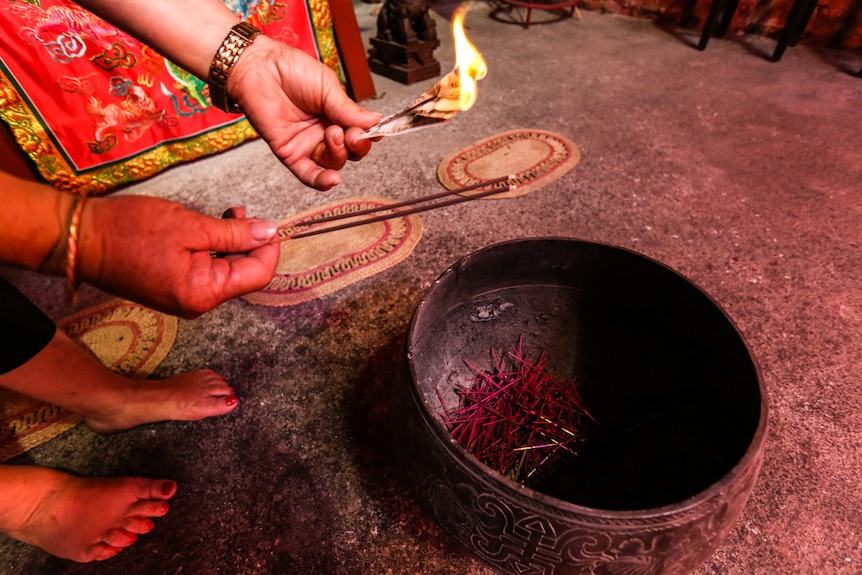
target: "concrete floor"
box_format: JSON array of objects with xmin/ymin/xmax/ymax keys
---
[{"xmin": 2, "ymin": 2, "xmax": 861, "ymax": 574}]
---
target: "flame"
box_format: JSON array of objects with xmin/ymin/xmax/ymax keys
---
[{"xmin": 453, "ymin": 6, "xmax": 486, "ymax": 111}]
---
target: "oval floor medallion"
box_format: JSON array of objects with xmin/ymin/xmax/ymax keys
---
[
  {"xmin": 437, "ymin": 129, "xmax": 581, "ymax": 199},
  {"xmin": 0, "ymin": 299, "xmax": 177, "ymax": 462},
  {"xmin": 243, "ymin": 197, "xmax": 423, "ymax": 307}
]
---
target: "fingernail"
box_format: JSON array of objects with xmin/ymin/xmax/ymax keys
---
[
  {"xmin": 161, "ymin": 481, "xmax": 175, "ymax": 496},
  {"xmin": 225, "ymin": 395, "xmax": 238, "ymax": 407},
  {"xmin": 251, "ymin": 220, "xmax": 277, "ymax": 241}
]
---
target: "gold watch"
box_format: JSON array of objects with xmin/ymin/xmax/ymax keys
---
[{"xmin": 207, "ymin": 21, "xmax": 262, "ymax": 113}]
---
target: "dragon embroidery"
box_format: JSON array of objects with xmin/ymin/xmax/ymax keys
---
[
  {"xmin": 9, "ymin": 2, "xmax": 132, "ymax": 53},
  {"xmin": 60, "ymin": 74, "xmax": 164, "ymax": 151}
]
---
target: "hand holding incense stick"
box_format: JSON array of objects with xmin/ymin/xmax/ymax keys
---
[{"xmin": 275, "ymin": 175, "xmax": 514, "ymax": 242}]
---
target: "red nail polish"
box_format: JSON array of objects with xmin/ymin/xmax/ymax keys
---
[
  {"xmin": 225, "ymin": 395, "xmax": 238, "ymax": 407},
  {"xmin": 161, "ymin": 481, "xmax": 174, "ymax": 496}
]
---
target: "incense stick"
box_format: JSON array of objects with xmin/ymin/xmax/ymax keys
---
[
  {"xmin": 276, "ymin": 175, "xmax": 515, "ymax": 242},
  {"xmin": 440, "ymin": 337, "xmax": 592, "ymax": 485}
]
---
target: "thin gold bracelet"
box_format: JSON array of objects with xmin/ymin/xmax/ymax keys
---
[
  {"xmin": 208, "ymin": 21, "xmax": 262, "ymax": 113},
  {"xmin": 64, "ymin": 192, "xmax": 87, "ymax": 305}
]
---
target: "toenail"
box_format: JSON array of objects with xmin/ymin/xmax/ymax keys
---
[
  {"xmin": 225, "ymin": 396, "xmax": 238, "ymax": 407},
  {"xmin": 161, "ymin": 481, "xmax": 175, "ymax": 496}
]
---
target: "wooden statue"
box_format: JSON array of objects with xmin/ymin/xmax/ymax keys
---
[{"xmin": 367, "ymin": 0, "xmax": 441, "ymax": 84}]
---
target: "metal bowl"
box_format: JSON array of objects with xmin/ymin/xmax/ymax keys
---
[{"xmin": 392, "ymin": 238, "xmax": 767, "ymax": 575}]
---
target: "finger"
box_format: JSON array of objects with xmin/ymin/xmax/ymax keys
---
[
  {"xmin": 180, "ymin": 247, "xmax": 277, "ymax": 315},
  {"xmin": 220, "ymin": 240, "xmax": 280, "ymax": 268},
  {"xmin": 310, "ymin": 140, "xmax": 326, "ymax": 165},
  {"xmin": 344, "ymin": 126, "xmax": 373, "ymax": 161},
  {"xmin": 214, "ymin": 245, "xmax": 280, "ymax": 300},
  {"xmin": 320, "ymin": 91, "xmax": 382, "ymax": 131},
  {"xmin": 222, "ymin": 206, "xmax": 247, "ymax": 219},
  {"xmin": 308, "ymin": 125, "xmax": 348, "ymax": 170},
  {"xmin": 290, "ymin": 157, "xmax": 342, "ymax": 190}
]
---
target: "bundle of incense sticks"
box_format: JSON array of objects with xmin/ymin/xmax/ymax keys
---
[
  {"xmin": 439, "ymin": 337, "xmax": 593, "ymax": 485},
  {"xmin": 275, "ymin": 175, "xmax": 514, "ymax": 242}
]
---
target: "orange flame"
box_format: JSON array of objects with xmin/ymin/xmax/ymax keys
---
[{"xmin": 453, "ymin": 6, "xmax": 487, "ymax": 111}]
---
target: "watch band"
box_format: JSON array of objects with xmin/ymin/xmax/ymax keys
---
[{"xmin": 207, "ymin": 21, "xmax": 262, "ymax": 113}]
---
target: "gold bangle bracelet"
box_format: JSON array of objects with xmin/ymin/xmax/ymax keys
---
[
  {"xmin": 207, "ymin": 21, "xmax": 262, "ymax": 113},
  {"xmin": 65, "ymin": 192, "xmax": 87, "ymax": 305}
]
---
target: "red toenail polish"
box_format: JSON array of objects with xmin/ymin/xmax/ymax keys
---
[
  {"xmin": 225, "ymin": 395, "xmax": 238, "ymax": 407},
  {"xmin": 161, "ymin": 481, "xmax": 174, "ymax": 496}
]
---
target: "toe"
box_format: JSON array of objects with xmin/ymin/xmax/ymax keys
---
[
  {"xmin": 199, "ymin": 370, "xmax": 234, "ymax": 397},
  {"xmin": 134, "ymin": 478, "xmax": 176, "ymax": 501},
  {"xmin": 199, "ymin": 369, "xmax": 224, "ymax": 383},
  {"xmin": 91, "ymin": 543, "xmax": 124, "ymax": 562},
  {"xmin": 195, "ymin": 394, "xmax": 240, "ymax": 418},
  {"xmin": 122, "ymin": 516, "xmax": 156, "ymax": 535},
  {"xmin": 102, "ymin": 528, "xmax": 137, "ymax": 549},
  {"xmin": 130, "ymin": 498, "xmax": 171, "ymax": 518},
  {"xmin": 158, "ymin": 479, "xmax": 177, "ymax": 499}
]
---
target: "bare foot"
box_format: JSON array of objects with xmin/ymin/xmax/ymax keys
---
[
  {"xmin": 83, "ymin": 368, "xmax": 239, "ymax": 433},
  {"xmin": 0, "ymin": 465, "xmax": 176, "ymax": 562},
  {"xmin": 0, "ymin": 329, "xmax": 239, "ymax": 434}
]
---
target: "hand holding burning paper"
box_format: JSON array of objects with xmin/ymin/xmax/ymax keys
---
[{"xmin": 361, "ymin": 7, "xmax": 487, "ymax": 139}]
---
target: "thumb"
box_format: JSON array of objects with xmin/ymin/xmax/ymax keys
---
[
  {"xmin": 323, "ymin": 90, "xmax": 381, "ymax": 131},
  {"xmin": 206, "ymin": 217, "xmax": 278, "ymax": 254}
]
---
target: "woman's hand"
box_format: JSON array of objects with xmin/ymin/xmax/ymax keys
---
[
  {"xmin": 227, "ymin": 36, "xmax": 382, "ymax": 190},
  {"xmin": 78, "ymin": 196, "xmax": 279, "ymax": 318},
  {"xmin": 72, "ymin": 1, "xmax": 381, "ymax": 191}
]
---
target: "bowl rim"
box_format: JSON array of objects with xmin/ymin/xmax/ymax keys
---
[{"xmin": 404, "ymin": 237, "xmax": 769, "ymax": 519}]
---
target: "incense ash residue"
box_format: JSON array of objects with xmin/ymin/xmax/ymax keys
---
[
  {"xmin": 439, "ymin": 337, "xmax": 593, "ymax": 486},
  {"xmin": 470, "ymin": 301, "xmax": 514, "ymax": 322}
]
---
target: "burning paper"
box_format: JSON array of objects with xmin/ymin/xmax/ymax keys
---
[{"xmin": 360, "ymin": 7, "xmax": 487, "ymax": 139}]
